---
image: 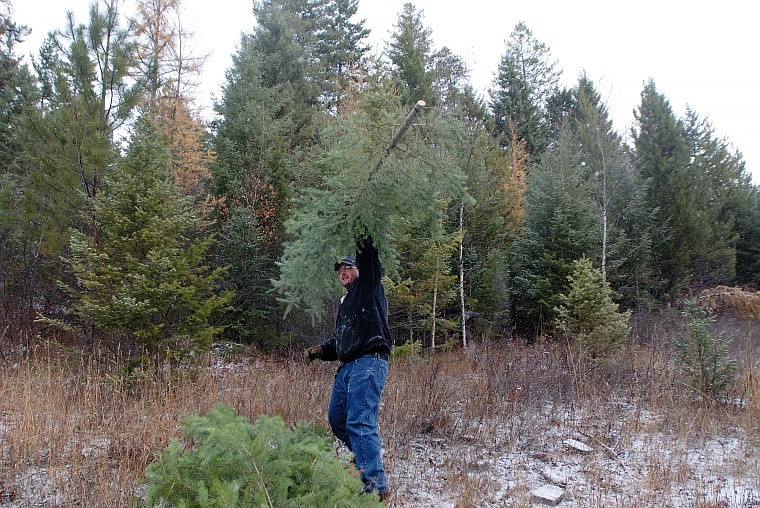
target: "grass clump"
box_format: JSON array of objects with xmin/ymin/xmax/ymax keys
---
[{"xmin": 142, "ymin": 404, "xmax": 380, "ymax": 507}]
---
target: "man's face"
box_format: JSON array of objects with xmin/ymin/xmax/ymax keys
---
[{"xmin": 337, "ymin": 264, "xmax": 359, "ymax": 288}]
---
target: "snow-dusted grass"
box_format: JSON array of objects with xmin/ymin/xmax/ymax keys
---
[{"xmin": 0, "ymin": 315, "xmax": 757, "ymax": 506}]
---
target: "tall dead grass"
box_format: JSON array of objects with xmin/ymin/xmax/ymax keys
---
[{"xmin": 0, "ymin": 313, "xmax": 758, "ymax": 506}]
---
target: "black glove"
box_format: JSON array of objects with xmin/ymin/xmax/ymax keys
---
[{"xmin": 304, "ymin": 345, "xmax": 322, "ymax": 364}]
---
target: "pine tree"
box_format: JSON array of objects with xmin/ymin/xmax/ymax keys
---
[
  {"xmin": 24, "ymin": 0, "xmax": 142, "ymax": 254},
  {"xmin": 490, "ymin": 22, "xmax": 560, "ymax": 156},
  {"xmin": 65, "ymin": 116, "xmax": 230, "ymax": 357},
  {"xmin": 386, "ymin": 3, "xmax": 436, "ymax": 108},
  {"xmin": 633, "ymin": 80, "xmax": 693, "ymax": 303},
  {"xmin": 554, "ymin": 256, "xmax": 631, "ymax": 360},
  {"xmin": 431, "ymin": 46, "xmax": 475, "ymax": 112}
]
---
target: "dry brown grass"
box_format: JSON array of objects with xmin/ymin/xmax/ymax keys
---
[
  {"xmin": 700, "ymin": 285, "xmax": 760, "ymax": 321},
  {"xmin": 0, "ymin": 315, "xmax": 758, "ymax": 507}
]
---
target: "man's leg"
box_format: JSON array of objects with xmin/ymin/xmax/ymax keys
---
[
  {"xmin": 327, "ymin": 365, "xmax": 352, "ymax": 449},
  {"xmin": 345, "ymin": 356, "xmax": 389, "ymax": 495}
]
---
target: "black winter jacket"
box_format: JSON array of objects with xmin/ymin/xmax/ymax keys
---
[{"xmin": 319, "ymin": 236, "xmax": 392, "ymax": 363}]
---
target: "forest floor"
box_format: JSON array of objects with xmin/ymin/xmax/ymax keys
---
[
  {"xmin": 1, "ymin": 314, "xmax": 758, "ymax": 506},
  {"xmin": 385, "ymin": 402, "xmax": 759, "ymax": 507}
]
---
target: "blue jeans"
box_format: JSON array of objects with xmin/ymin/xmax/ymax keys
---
[{"xmin": 327, "ymin": 355, "xmax": 389, "ymax": 495}]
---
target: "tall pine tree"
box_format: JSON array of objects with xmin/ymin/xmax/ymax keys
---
[
  {"xmin": 211, "ymin": 0, "xmax": 319, "ymax": 346},
  {"xmin": 682, "ymin": 109, "xmax": 740, "ymax": 287},
  {"xmin": 633, "ymin": 81, "xmax": 744, "ymax": 301},
  {"xmin": 490, "ymin": 22, "xmax": 560, "ymax": 156},
  {"xmin": 25, "ymin": 0, "xmax": 142, "ymax": 253},
  {"xmin": 510, "ymin": 118, "xmax": 598, "ymax": 337},
  {"xmin": 0, "ymin": 3, "xmax": 40, "ymax": 331},
  {"xmin": 385, "ymin": 3, "xmax": 436, "ymax": 108},
  {"xmin": 633, "ymin": 80, "xmax": 692, "ymax": 303},
  {"xmin": 65, "ymin": 115, "xmax": 230, "ymax": 357}
]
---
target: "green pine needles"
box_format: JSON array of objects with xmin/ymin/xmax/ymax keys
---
[
  {"xmin": 275, "ymin": 94, "xmax": 470, "ymax": 320},
  {"xmin": 142, "ymin": 404, "xmax": 381, "ymax": 507},
  {"xmin": 674, "ymin": 298, "xmax": 738, "ymax": 396},
  {"xmin": 64, "ymin": 116, "xmax": 232, "ymax": 359},
  {"xmin": 554, "ymin": 256, "xmax": 631, "ymax": 360}
]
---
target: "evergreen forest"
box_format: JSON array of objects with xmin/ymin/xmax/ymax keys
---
[{"xmin": 2, "ymin": 0, "xmax": 758, "ymax": 361}]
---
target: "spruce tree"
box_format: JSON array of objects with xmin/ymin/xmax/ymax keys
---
[
  {"xmin": 554, "ymin": 256, "xmax": 631, "ymax": 360},
  {"xmin": 313, "ymin": 0, "xmax": 371, "ymax": 110},
  {"xmin": 490, "ymin": 22, "xmax": 560, "ymax": 156},
  {"xmin": 674, "ymin": 299, "xmax": 737, "ymax": 396},
  {"xmin": 456, "ymin": 126, "xmax": 519, "ymax": 338},
  {"xmin": 65, "ymin": 116, "xmax": 230, "ymax": 357},
  {"xmin": 385, "ymin": 204, "xmax": 461, "ymax": 349},
  {"xmin": 734, "ymin": 184, "xmax": 760, "ymax": 287},
  {"xmin": 682, "ymin": 109, "xmax": 740, "ymax": 287},
  {"xmin": 510, "ymin": 120, "xmax": 598, "ymax": 337},
  {"xmin": 633, "ymin": 80, "xmax": 693, "ymax": 303}
]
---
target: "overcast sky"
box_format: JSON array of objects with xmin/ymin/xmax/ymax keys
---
[{"xmin": 13, "ymin": 0, "xmax": 759, "ymax": 183}]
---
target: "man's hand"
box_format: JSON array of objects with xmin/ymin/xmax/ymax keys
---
[{"xmin": 304, "ymin": 345, "xmax": 322, "ymax": 364}]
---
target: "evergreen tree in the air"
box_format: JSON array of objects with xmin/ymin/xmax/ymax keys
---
[{"xmin": 275, "ymin": 87, "xmax": 469, "ymax": 321}]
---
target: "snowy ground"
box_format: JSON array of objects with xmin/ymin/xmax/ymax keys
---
[
  {"xmin": 384, "ymin": 407, "xmax": 760, "ymax": 507},
  {"xmin": 1, "ymin": 353, "xmax": 758, "ymax": 507}
]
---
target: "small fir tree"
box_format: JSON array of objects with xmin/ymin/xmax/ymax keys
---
[
  {"xmin": 65, "ymin": 115, "xmax": 231, "ymax": 358},
  {"xmin": 142, "ymin": 404, "xmax": 379, "ymax": 507},
  {"xmin": 554, "ymin": 256, "xmax": 631, "ymax": 360},
  {"xmin": 674, "ymin": 298, "xmax": 737, "ymax": 396}
]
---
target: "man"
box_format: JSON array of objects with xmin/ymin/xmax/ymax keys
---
[{"xmin": 304, "ymin": 234, "xmax": 392, "ymax": 500}]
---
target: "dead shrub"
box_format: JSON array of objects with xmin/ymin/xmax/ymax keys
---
[{"xmin": 699, "ymin": 285, "xmax": 760, "ymax": 320}]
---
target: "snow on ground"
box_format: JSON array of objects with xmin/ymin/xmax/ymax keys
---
[
  {"xmin": 384, "ymin": 406, "xmax": 760, "ymax": 507},
  {"xmin": 2, "ymin": 401, "xmax": 758, "ymax": 506}
]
